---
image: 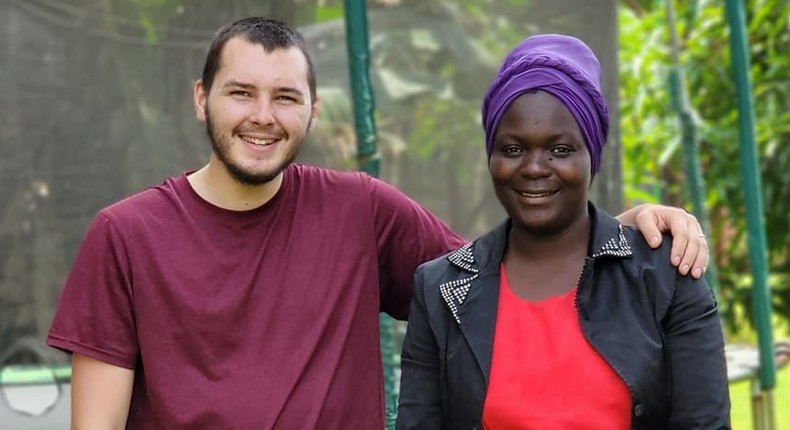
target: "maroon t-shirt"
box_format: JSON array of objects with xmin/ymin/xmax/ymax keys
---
[{"xmin": 48, "ymin": 164, "xmax": 464, "ymax": 429}]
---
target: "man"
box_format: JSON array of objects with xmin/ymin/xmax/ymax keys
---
[{"xmin": 48, "ymin": 17, "xmax": 709, "ymax": 429}]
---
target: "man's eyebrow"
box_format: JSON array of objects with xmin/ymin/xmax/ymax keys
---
[
  {"xmin": 220, "ymin": 81, "xmax": 305, "ymax": 98},
  {"xmin": 278, "ymin": 86, "xmax": 305, "ymax": 97},
  {"xmin": 221, "ymin": 80, "xmax": 256, "ymax": 90}
]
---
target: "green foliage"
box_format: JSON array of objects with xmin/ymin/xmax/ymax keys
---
[
  {"xmin": 619, "ymin": 0, "xmax": 790, "ymax": 335},
  {"xmin": 315, "ymin": 5, "xmax": 344, "ymax": 23}
]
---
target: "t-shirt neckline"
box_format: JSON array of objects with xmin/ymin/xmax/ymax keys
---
[{"xmin": 176, "ymin": 165, "xmax": 291, "ymax": 218}]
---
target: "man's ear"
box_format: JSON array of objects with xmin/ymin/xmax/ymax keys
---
[
  {"xmin": 193, "ymin": 79, "xmax": 208, "ymax": 122},
  {"xmin": 308, "ymin": 95, "xmax": 321, "ymax": 131}
]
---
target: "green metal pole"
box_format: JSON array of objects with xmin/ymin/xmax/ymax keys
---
[
  {"xmin": 343, "ymin": 0, "xmax": 380, "ymax": 177},
  {"xmin": 664, "ymin": 0, "xmax": 720, "ymax": 295},
  {"xmin": 723, "ymin": 0, "xmax": 776, "ymax": 392},
  {"xmin": 343, "ymin": 2, "xmax": 396, "ymax": 429}
]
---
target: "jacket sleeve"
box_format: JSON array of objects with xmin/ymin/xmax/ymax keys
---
[
  {"xmin": 396, "ymin": 266, "xmax": 445, "ymax": 429},
  {"xmin": 662, "ymin": 275, "xmax": 731, "ymax": 429}
]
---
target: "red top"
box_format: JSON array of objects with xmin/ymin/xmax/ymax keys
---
[{"xmin": 482, "ymin": 264, "xmax": 631, "ymax": 429}]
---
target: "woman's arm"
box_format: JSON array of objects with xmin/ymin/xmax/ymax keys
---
[
  {"xmin": 396, "ymin": 269, "xmax": 445, "ymax": 430},
  {"xmin": 662, "ymin": 276, "xmax": 731, "ymax": 429}
]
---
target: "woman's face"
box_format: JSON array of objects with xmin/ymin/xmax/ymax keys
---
[{"xmin": 489, "ymin": 91, "xmax": 592, "ymax": 236}]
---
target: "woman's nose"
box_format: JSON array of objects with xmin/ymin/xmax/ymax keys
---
[{"xmin": 520, "ymin": 150, "xmax": 552, "ymax": 177}]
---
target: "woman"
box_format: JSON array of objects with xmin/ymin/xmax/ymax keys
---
[{"xmin": 396, "ymin": 34, "xmax": 730, "ymax": 430}]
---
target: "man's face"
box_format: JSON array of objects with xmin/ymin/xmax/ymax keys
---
[{"xmin": 194, "ymin": 37, "xmax": 318, "ymax": 185}]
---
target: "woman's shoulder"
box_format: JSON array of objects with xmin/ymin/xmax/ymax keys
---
[
  {"xmin": 620, "ymin": 226, "xmax": 675, "ymax": 267},
  {"xmin": 415, "ymin": 221, "xmax": 508, "ymax": 298},
  {"xmin": 415, "ymin": 242, "xmax": 473, "ymax": 288},
  {"xmin": 419, "ymin": 220, "xmax": 507, "ymax": 273}
]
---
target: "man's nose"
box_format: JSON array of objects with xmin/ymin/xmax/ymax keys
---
[{"xmin": 248, "ymin": 99, "xmax": 276, "ymax": 126}]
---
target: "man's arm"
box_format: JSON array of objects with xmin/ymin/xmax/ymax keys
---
[
  {"xmin": 617, "ymin": 204, "xmax": 709, "ymax": 279},
  {"xmin": 71, "ymin": 353, "xmax": 134, "ymax": 430},
  {"xmin": 366, "ymin": 176, "xmax": 465, "ymax": 320}
]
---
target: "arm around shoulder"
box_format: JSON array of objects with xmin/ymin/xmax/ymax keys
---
[
  {"xmin": 617, "ymin": 203, "xmax": 709, "ymax": 279},
  {"xmin": 71, "ymin": 353, "xmax": 135, "ymax": 430}
]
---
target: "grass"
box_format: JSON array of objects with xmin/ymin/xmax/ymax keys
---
[{"xmin": 729, "ymin": 364, "xmax": 790, "ymax": 429}]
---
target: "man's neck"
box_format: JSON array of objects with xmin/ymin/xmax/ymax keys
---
[{"xmin": 186, "ymin": 159, "xmax": 284, "ymax": 211}]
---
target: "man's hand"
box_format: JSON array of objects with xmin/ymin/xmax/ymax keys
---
[{"xmin": 617, "ymin": 204, "xmax": 709, "ymax": 279}]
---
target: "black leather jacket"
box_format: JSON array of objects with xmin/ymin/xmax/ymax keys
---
[{"xmin": 397, "ymin": 204, "xmax": 730, "ymax": 430}]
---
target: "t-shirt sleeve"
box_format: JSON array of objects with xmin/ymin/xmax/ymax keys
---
[
  {"xmin": 365, "ymin": 177, "xmax": 466, "ymax": 320},
  {"xmin": 47, "ymin": 212, "xmax": 139, "ymax": 369}
]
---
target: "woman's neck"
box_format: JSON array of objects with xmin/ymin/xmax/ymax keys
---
[
  {"xmin": 507, "ymin": 210, "xmax": 591, "ymax": 262},
  {"xmin": 502, "ymin": 211, "xmax": 592, "ymax": 300}
]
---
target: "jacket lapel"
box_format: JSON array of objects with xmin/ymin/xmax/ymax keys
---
[
  {"xmin": 438, "ymin": 220, "xmax": 509, "ymax": 384},
  {"xmin": 577, "ymin": 204, "xmax": 634, "ymax": 317},
  {"xmin": 588, "ymin": 204, "xmax": 633, "ymax": 259}
]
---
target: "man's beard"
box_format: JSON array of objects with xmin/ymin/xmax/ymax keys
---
[{"xmin": 205, "ymin": 112, "xmax": 300, "ymax": 186}]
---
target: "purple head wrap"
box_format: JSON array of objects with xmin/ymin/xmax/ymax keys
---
[{"xmin": 482, "ymin": 34, "xmax": 609, "ymax": 175}]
